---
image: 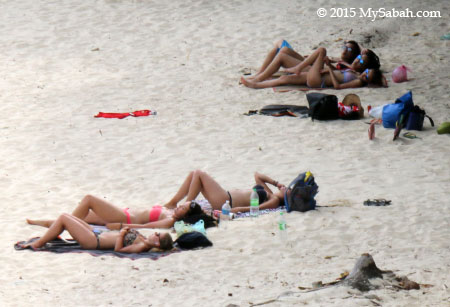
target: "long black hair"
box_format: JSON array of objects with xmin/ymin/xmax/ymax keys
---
[
  {"xmin": 346, "ymin": 40, "xmax": 361, "ymax": 63},
  {"xmin": 365, "ymin": 49, "xmax": 381, "ymax": 70},
  {"xmin": 181, "ymin": 201, "xmax": 217, "ymax": 228}
]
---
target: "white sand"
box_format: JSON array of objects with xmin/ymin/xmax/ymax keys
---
[{"xmin": 1, "ymin": 0, "xmax": 449, "ymax": 306}]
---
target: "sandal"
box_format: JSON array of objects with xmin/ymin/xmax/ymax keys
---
[{"xmin": 364, "ymin": 199, "xmax": 392, "ymax": 206}]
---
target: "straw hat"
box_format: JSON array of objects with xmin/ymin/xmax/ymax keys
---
[{"xmin": 342, "ymin": 93, "xmax": 361, "ymax": 107}]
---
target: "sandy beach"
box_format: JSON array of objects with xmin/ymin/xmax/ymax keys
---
[{"xmin": 1, "ymin": 0, "xmax": 449, "ymax": 306}]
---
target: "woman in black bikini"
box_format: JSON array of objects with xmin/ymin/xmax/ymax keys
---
[
  {"xmin": 164, "ymin": 170, "xmax": 286, "ymax": 214},
  {"xmin": 22, "ymin": 213, "xmax": 173, "ymax": 252}
]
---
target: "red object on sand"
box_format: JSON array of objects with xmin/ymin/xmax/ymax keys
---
[{"xmin": 94, "ymin": 110, "xmax": 154, "ymax": 119}]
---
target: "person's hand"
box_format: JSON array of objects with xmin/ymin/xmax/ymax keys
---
[
  {"xmin": 276, "ymin": 183, "xmax": 286, "ymax": 190},
  {"xmin": 106, "ymin": 223, "xmax": 121, "ymax": 230},
  {"xmin": 120, "ymin": 227, "xmax": 130, "ymax": 235}
]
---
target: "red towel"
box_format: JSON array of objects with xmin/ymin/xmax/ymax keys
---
[{"xmin": 94, "ymin": 110, "xmax": 154, "ymax": 119}]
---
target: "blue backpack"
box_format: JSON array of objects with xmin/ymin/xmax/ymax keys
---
[
  {"xmin": 284, "ymin": 171, "xmax": 319, "ymax": 212},
  {"xmin": 382, "ymin": 91, "xmax": 414, "ymax": 129}
]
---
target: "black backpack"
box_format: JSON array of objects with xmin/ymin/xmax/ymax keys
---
[
  {"xmin": 284, "ymin": 171, "xmax": 319, "ymax": 212},
  {"xmin": 307, "ymin": 93, "xmax": 339, "ymax": 121}
]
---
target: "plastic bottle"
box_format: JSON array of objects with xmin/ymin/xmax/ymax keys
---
[
  {"xmin": 250, "ymin": 188, "xmax": 259, "ymax": 218},
  {"xmin": 278, "ymin": 212, "xmax": 287, "ymax": 241},
  {"xmin": 220, "ymin": 200, "xmax": 231, "ymax": 229}
]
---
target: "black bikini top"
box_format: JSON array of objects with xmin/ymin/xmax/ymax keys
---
[{"xmin": 123, "ymin": 229, "xmax": 141, "ymax": 247}]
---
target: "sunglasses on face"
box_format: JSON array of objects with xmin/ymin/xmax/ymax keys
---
[
  {"xmin": 356, "ymin": 55, "xmax": 364, "ymax": 64},
  {"xmin": 341, "ymin": 45, "xmax": 352, "ymax": 52},
  {"xmin": 364, "ymin": 69, "xmax": 369, "ymax": 80}
]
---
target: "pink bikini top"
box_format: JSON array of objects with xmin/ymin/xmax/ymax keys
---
[{"xmin": 149, "ymin": 205, "xmax": 163, "ymax": 222}]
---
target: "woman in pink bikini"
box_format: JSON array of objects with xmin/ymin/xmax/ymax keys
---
[{"xmin": 27, "ymin": 194, "xmax": 216, "ymax": 230}]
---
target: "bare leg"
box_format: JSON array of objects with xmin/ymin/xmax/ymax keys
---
[
  {"xmin": 26, "ymin": 219, "xmax": 54, "ymax": 228},
  {"xmin": 71, "ymin": 195, "xmax": 127, "ymax": 224},
  {"xmin": 253, "ymin": 53, "xmax": 304, "ymax": 82},
  {"xmin": 28, "ymin": 213, "xmax": 97, "ymax": 249},
  {"xmin": 255, "ymin": 40, "xmax": 305, "ymax": 76},
  {"xmin": 164, "ymin": 170, "xmax": 229, "ymax": 208},
  {"xmin": 305, "ymin": 47, "xmax": 327, "ymax": 88},
  {"xmin": 241, "ymin": 73, "xmax": 307, "ymax": 89},
  {"xmin": 27, "ymin": 195, "xmax": 127, "ymax": 227}
]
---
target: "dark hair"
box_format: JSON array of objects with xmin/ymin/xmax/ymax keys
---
[
  {"xmin": 181, "ymin": 201, "xmax": 218, "ymax": 228},
  {"xmin": 369, "ymin": 68, "xmax": 384, "ymax": 87},
  {"xmin": 365, "ymin": 49, "xmax": 380, "ymax": 70},
  {"xmin": 346, "ymin": 40, "xmax": 361, "ymax": 63},
  {"xmin": 159, "ymin": 233, "xmax": 174, "ymax": 250}
]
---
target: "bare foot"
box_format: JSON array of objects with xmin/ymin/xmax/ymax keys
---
[
  {"xmin": 26, "ymin": 219, "xmax": 52, "ymax": 228},
  {"xmin": 240, "ymin": 77, "xmax": 259, "ymax": 89}
]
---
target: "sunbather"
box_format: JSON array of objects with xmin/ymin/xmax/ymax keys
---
[
  {"xmin": 27, "ymin": 194, "xmax": 216, "ymax": 230},
  {"xmin": 241, "ymin": 47, "xmax": 384, "ymax": 89},
  {"xmin": 251, "ymin": 39, "xmax": 361, "ymax": 79},
  {"xmin": 163, "ymin": 170, "xmax": 286, "ymax": 214},
  {"xmin": 22, "ymin": 213, "xmax": 173, "ymax": 252}
]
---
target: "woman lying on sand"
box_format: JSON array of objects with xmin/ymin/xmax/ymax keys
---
[
  {"xmin": 27, "ymin": 194, "xmax": 216, "ymax": 230},
  {"xmin": 22, "ymin": 213, "xmax": 173, "ymax": 252},
  {"xmin": 241, "ymin": 47, "xmax": 384, "ymax": 89},
  {"xmin": 27, "ymin": 170, "xmax": 283, "ymax": 229},
  {"xmin": 163, "ymin": 170, "xmax": 286, "ymax": 214},
  {"xmin": 251, "ymin": 39, "xmax": 361, "ymax": 79}
]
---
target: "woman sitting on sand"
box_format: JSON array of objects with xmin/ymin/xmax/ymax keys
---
[
  {"xmin": 27, "ymin": 194, "xmax": 216, "ymax": 230},
  {"xmin": 22, "ymin": 213, "xmax": 173, "ymax": 252},
  {"xmin": 251, "ymin": 39, "xmax": 361, "ymax": 79},
  {"xmin": 163, "ymin": 170, "xmax": 286, "ymax": 214},
  {"xmin": 241, "ymin": 47, "xmax": 384, "ymax": 89}
]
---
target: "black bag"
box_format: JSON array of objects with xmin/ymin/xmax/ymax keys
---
[
  {"xmin": 405, "ymin": 105, "xmax": 434, "ymax": 131},
  {"xmin": 174, "ymin": 231, "xmax": 213, "ymax": 250},
  {"xmin": 306, "ymin": 93, "xmax": 339, "ymax": 121},
  {"xmin": 284, "ymin": 171, "xmax": 319, "ymax": 212}
]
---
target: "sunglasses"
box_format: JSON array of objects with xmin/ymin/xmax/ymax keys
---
[
  {"xmin": 341, "ymin": 45, "xmax": 352, "ymax": 52},
  {"xmin": 356, "ymin": 55, "xmax": 364, "ymax": 64},
  {"xmin": 363, "ymin": 69, "xmax": 370, "ymax": 80}
]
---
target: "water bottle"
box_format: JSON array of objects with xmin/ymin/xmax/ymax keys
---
[
  {"xmin": 220, "ymin": 200, "xmax": 231, "ymax": 229},
  {"xmin": 250, "ymin": 188, "xmax": 259, "ymax": 218},
  {"xmin": 278, "ymin": 212, "xmax": 287, "ymax": 241}
]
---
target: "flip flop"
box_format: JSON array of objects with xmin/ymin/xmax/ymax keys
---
[
  {"xmin": 368, "ymin": 122, "xmax": 375, "ymax": 140},
  {"xmin": 393, "ymin": 115, "xmax": 404, "ymax": 141},
  {"xmin": 364, "ymin": 199, "xmax": 392, "ymax": 206},
  {"xmin": 403, "ymin": 132, "xmax": 420, "ymax": 139}
]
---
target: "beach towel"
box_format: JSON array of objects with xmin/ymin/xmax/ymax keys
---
[
  {"xmin": 195, "ymin": 199, "xmax": 285, "ymax": 219},
  {"xmin": 245, "ymin": 104, "xmax": 310, "ymax": 117},
  {"xmin": 273, "ymin": 85, "xmax": 328, "ymax": 93},
  {"xmin": 94, "ymin": 110, "xmax": 155, "ymax": 119},
  {"xmin": 14, "ymin": 237, "xmax": 177, "ymax": 261}
]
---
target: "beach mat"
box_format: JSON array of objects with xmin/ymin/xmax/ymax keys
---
[
  {"xmin": 273, "ymin": 85, "xmax": 328, "ymax": 92},
  {"xmin": 245, "ymin": 105, "xmax": 310, "ymax": 117},
  {"xmin": 14, "ymin": 237, "xmax": 178, "ymax": 261}
]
